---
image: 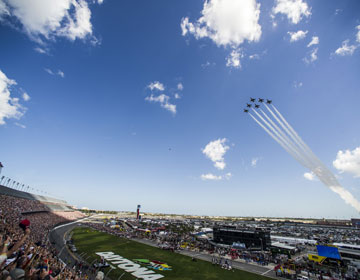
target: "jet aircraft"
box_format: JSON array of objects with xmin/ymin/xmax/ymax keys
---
[
  {"xmin": 244, "ymin": 109, "xmax": 249, "ymax": 113},
  {"xmin": 246, "ymin": 103, "xmax": 252, "ymax": 108},
  {"xmin": 258, "ymin": 98, "xmax": 264, "ymax": 103},
  {"xmin": 266, "ymin": 99, "xmax": 272, "ymax": 104},
  {"xmin": 250, "ymin": 98, "xmax": 256, "ymax": 102},
  {"xmin": 254, "ymin": 104, "xmax": 260, "ymax": 108}
]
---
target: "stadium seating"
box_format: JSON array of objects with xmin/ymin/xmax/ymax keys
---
[{"xmin": 0, "ymin": 193, "xmax": 86, "ymax": 279}]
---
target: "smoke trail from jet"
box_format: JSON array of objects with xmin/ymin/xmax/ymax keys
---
[
  {"xmin": 263, "ymin": 104, "xmax": 321, "ymax": 171},
  {"xmin": 270, "ymin": 104, "xmax": 322, "ymax": 166},
  {"xmin": 249, "ymin": 113, "xmax": 300, "ymax": 162},
  {"xmin": 267, "ymin": 104, "xmax": 339, "ymax": 182},
  {"xmin": 251, "ymin": 109, "xmax": 310, "ymax": 168},
  {"xmin": 258, "ymin": 108, "xmax": 314, "ymax": 169},
  {"xmin": 249, "ymin": 103, "xmax": 360, "ymax": 212}
]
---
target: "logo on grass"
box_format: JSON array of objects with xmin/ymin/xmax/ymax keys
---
[
  {"xmin": 133, "ymin": 259, "xmax": 172, "ymax": 271},
  {"xmin": 96, "ymin": 252, "xmax": 164, "ymax": 279}
]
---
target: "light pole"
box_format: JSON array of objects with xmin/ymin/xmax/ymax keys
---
[{"xmin": 0, "ymin": 162, "xmax": 3, "ymax": 176}]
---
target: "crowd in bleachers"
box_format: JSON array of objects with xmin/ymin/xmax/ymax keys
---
[{"xmin": 0, "ymin": 194, "xmax": 85, "ymax": 279}]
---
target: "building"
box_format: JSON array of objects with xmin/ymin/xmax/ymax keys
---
[
  {"xmin": 351, "ymin": 219, "xmax": 360, "ymax": 228},
  {"xmin": 271, "ymin": 242, "xmax": 297, "ymax": 255},
  {"xmin": 213, "ymin": 226, "xmax": 270, "ymax": 250},
  {"xmin": 332, "ymin": 243, "xmax": 360, "ymax": 266}
]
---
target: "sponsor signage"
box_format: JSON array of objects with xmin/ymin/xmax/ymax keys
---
[
  {"xmin": 96, "ymin": 252, "xmax": 164, "ymax": 279},
  {"xmin": 316, "ymin": 245, "xmax": 341, "ymax": 260},
  {"xmin": 308, "ymin": 254, "xmax": 327, "ymax": 263},
  {"xmin": 133, "ymin": 259, "xmax": 172, "ymax": 271}
]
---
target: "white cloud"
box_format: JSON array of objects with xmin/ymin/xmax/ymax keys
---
[
  {"xmin": 248, "ymin": 50, "xmax": 267, "ymax": 60},
  {"xmin": 249, "ymin": 53, "xmax": 260, "ymax": 60},
  {"xmin": 44, "ymin": 68, "xmax": 54, "ymax": 75},
  {"xmin": 22, "ymin": 92, "xmax": 30, "ymax": 101},
  {"xmin": 181, "ymin": 0, "xmax": 263, "ymax": 69},
  {"xmin": 145, "ymin": 94, "xmax": 176, "ymax": 114},
  {"xmin": 293, "ymin": 81, "xmax": 303, "ymax": 88},
  {"xmin": 145, "ymin": 94, "xmax": 169, "ymax": 104},
  {"xmin": 251, "ymin": 157, "xmax": 259, "ymax": 167},
  {"xmin": 201, "ymin": 61, "xmax": 216, "ymax": 68},
  {"xmin": 335, "ymin": 40, "xmax": 357, "ymax": 56},
  {"xmin": 147, "ymin": 81, "xmax": 165, "ymax": 91},
  {"xmin": 0, "ymin": 70, "xmax": 25, "ymax": 125},
  {"xmin": 97, "ymin": 0, "xmax": 104, "ymax": 4},
  {"xmin": 57, "ymin": 70, "xmax": 65, "ymax": 78},
  {"xmin": 61, "ymin": 0, "xmax": 92, "ymax": 41},
  {"xmin": 201, "ymin": 172, "xmax": 232, "ymax": 181},
  {"xmin": 272, "ymin": 0, "xmax": 311, "ymax": 24},
  {"xmin": 333, "ymin": 147, "xmax": 360, "ymax": 178},
  {"xmin": 177, "ymin": 83, "xmax": 183, "ymax": 91},
  {"xmin": 145, "ymin": 81, "xmax": 181, "ymax": 114},
  {"xmin": 0, "ymin": 1, "xmax": 10, "ymax": 17},
  {"xmin": 0, "ymin": 0, "xmax": 94, "ymax": 43},
  {"xmin": 34, "ymin": 47, "xmax": 47, "ymax": 54},
  {"xmin": 356, "ymin": 25, "xmax": 360, "ymax": 43},
  {"xmin": 214, "ymin": 161, "xmax": 226, "ymax": 170},
  {"xmin": 304, "ymin": 47, "xmax": 318, "ymax": 64},
  {"xmin": 181, "ymin": 0, "xmax": 261, "ymax": 48},
  {"xmin": 226, "ymin": 49, "xmax": 242, "ymax": 69},
  {"xmin": 288, "ymin": 30, "xmax": 307, "ymax": 42},
  {"xmin": 307, "ymin": 36, "xmax": 319, "ymax": 47},
  {"xmin": 201, "ymin": 173, "xmax": 222, "ymax": 180},
  {"xmin": 304, "ymin": 172, "xmax": 316, "ymax": 181},
  {"xmin": 334, "ymin": 9, "xmax": 342, "ymax": 16},
  {"xmin": 202, "ymin": 138, "xmax": 230, "ymax": 170},
  {"xmin": 15, "ymin": 122, "xmax": 26, "ymax": 128},
  {"xmin": 44, "ymin": 68, "xmax": 65, "ymax": 77},
  {"xmin": 162, "ymin": 102, "xmax": 176, "ymax": 114}
]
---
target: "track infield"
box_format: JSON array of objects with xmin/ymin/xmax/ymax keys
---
[{"xmin": 72, "ymin": 227, "xmax": 273, "ymax": 280}]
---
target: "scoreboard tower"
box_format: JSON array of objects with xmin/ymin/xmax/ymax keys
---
[{"xmin": 136, "ymin": 205, "xmax": 141, "ymax": 220}]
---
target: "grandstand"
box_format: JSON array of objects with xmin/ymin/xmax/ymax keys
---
[{"xmin": 0, "ymin": 182, "xmax": 86, "ymax": 279}]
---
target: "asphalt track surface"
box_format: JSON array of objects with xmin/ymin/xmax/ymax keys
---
[
  {"xmin": 49, "ymin": 222, "xmax": 80, "ymax": 268},
  {"xmin": 51, "ymin": 222, "xmax": 278, "ymax": 279}
]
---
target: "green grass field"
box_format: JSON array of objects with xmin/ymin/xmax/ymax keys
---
[{"xmin": 72, "ymin": 227, "xmax": 271, "ymax": 280}]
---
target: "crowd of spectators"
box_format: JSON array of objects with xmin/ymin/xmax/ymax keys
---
[{"xmin": 0, "ymin": 194, "xmax": 85, "ymax": 279}]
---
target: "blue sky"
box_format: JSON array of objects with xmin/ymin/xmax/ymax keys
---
[{"xmin": 1, "ymin": 0, "xmax": 360, "ymax": 218}]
